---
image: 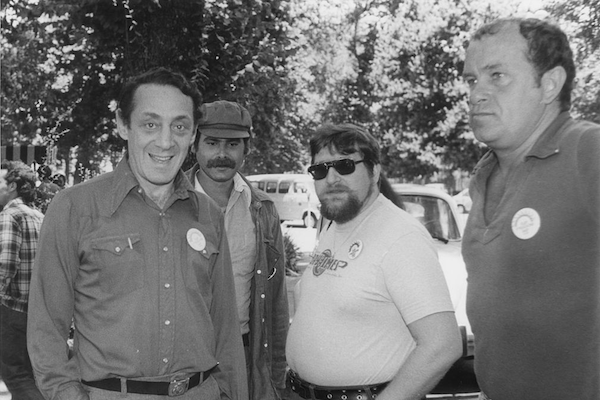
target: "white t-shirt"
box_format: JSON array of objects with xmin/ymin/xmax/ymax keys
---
[{"xmin": 286, "ymin": 194, "xmax": 454, "ymax": 386}]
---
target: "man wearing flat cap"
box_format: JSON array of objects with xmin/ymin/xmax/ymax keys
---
[{"xmin": 186, "ymin": 101, "xmax": 289, "ymax": 400}]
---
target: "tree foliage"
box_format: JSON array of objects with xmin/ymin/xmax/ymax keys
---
[
  {"xmin": 288, "ymin": 0, "xmax": 600, "ymax": 185},
  {"xmin": 1, "ymin": 0, "xmax": 302, "ymax": 180},
  {"xmin": 1, "ymin": 0, "xmax": 598, "ymax": 186}
]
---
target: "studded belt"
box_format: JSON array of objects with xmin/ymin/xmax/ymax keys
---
[
  {"xmin": 288, "ymin": 370, "xmax": 389, "ymax": 400},
  {"xmin": 82, "ymin": 369, "xmax": 211, "ymax": 397}
]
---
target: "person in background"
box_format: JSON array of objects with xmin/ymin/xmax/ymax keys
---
[
  {"xmin": 461, "ymin": 17, "xmax": 600, "ymax": 400},
  {"xmin": 51, "ymin": 174, "xmax": 66, "ymax": 189},
  {"xmin": 0, "ymin": 160, "xmax": 45, "ymax": 400},
  {"xmin": 35, "ymin": 165, "xmax": 60, "ymax": 213},
  {"xmin": 286, "ymin": 123, "xmax": 461, "ymax": 400},
  {"xmin": 27, "ymin": 67, "xmax": 247, "ymax": 400},
  {"xmin": 186, "ymin": 100, "xmax": 288, "ymax": 400}
]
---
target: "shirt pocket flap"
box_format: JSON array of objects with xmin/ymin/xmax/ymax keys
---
[
  {"xmin": 91, "ymin": 234, "xmax": 141, "ymax": 256},
  {"xmin": 196, "ymin": 239, "xmax": 219, "ymax": 260}
]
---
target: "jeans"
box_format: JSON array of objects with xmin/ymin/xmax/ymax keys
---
[{"xmin": 0, "ymin": 304, "xmax": 44, "ymax": 400}]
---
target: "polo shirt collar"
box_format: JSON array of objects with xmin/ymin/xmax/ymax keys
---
[{"xmin": 526, "ymin": 111, "xmax": 571, "ymax": 160}]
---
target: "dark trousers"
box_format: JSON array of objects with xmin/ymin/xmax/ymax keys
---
[{"xmin": 0, "ymin": 304, "xmax": 44, "ymax": 400}]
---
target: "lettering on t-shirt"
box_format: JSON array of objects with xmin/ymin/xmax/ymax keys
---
[{"xmin": 311, "ymin": 249, "xmax": 348, "ymax": 276}]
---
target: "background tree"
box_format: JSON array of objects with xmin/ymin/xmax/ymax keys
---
[
  {"xmin": 2, "ymin": 0, "xmax": 598, "ymax": 188},
  {"xmin": 288, "ymin": 0, "xmax": 599, "ymax": 190},
  {"xmin": 1, "ymin": 0, "xmax": 301, "ymax": 182},
  {"xmin": 549, "ymin": 0, "xmax": 600, "ymax": 124}
]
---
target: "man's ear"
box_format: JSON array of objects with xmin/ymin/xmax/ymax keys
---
[
  {"xmin": 115, "ymin": 109, "xmax": 129, "ymax": 140},
  {"xmin": 8, "ymin": 181, "xmax": 17, "ymax": 193},
  {"xmin": 541, "ymin": 66, "xmax": 567, "ymax": 105},
  {"xmin": 373, "ymin": 163, "xmax": 382, "ymax": 185}
]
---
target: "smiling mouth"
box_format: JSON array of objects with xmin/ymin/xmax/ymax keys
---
[{"xmin": 149, "ymin": 154, "xmax": 174, "ymax": 163}]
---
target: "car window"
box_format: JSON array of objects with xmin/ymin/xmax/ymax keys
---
[
  {"xmin": 266, "ymin": 181, "xmax": 277, "ymax": 193},
  {"xmin": 399, "ymin": 194, "xmax": 461, "ymax": 241},
  {"xmin": 279, "ymin": 181, "xmax": 291, "ymax": 194},
  {"xmin": 295, "ymin": 182, "xmax": 309, "ymax": 194}
]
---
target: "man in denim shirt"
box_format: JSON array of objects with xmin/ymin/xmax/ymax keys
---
[{"xmin": 27, "ymin": 68, "xmax": 247, "ymax": 400}]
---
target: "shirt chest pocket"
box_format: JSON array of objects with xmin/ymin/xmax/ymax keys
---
[
  {"xmin": 91, "ymin": 234, "xmax": 145, "ymax": 295},
  {"xmin": 184, "ymin": 239, "xmax": 219, "ymax": 299}
]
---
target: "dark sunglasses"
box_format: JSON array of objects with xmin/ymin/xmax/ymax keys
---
[{"xmin": 308, "ymin": 159, "xmax": 365, "ymax": 180}]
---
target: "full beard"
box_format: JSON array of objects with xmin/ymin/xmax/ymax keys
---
[{"xmin": 320, "ymin": 191, "xmax": 364, "ymax": 224}]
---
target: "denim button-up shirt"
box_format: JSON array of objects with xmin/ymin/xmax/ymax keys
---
[{"xmin": 28, "ymin": 158, "xmax": 246, "ymax": 400}]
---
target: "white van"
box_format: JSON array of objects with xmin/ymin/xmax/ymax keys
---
[{"xmin": 246, "ymin": 174, "xmax": 320, "ymax": 227}]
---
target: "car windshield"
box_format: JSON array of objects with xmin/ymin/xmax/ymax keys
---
[{"xmin": 399, "ymin": 194, "xmax": 461, "ymax": 241}]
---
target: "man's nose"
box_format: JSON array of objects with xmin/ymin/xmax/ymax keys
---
[
  {"xmin": 469, "ymin": 81, "xmax": 489, "ymax": 106},
  {"xmin": 217, "ymin": 142, "xmax": 229, "ymax": 156},
  {"xmin": 156, "ymin": 127, "xmax": 174, "ymax": 148},
  {"xmin": 324, "ymin": 165, "xmax": 340, "ymax": 183}
]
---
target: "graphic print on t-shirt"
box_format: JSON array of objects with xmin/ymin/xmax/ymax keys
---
[{"xmin": 311, "ymin": 249, "xmax": 348, "ymax": 277}]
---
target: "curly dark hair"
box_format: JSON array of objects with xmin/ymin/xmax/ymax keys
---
[
  {"xmin": 471, "ymin": 18, "xmax": 576, "ymax": 111},
  {"xmin": 2, "ymin": 160, "xmax": 38, "ymax": 204}
]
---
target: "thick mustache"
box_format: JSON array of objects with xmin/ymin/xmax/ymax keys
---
[
  {"xmin": 323, "ymin": 186, "xmax": 349, "ymax": 195},
  {"xmin": 207, "ymin": 158, "xmax": 236, "ymax": 168}
]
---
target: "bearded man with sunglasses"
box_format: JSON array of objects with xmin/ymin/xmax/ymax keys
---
[{"xmin": 285, "ymin": 124, "xmax": 461, "ymax": 400}]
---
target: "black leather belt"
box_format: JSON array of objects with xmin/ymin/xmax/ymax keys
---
[
  {"xmin": 288, "ymin": 370, "xmax": 389, "ymax": 400},
  {"xmin": 82, "ymin": 370, "xmax": 212, "ymax": 397}
]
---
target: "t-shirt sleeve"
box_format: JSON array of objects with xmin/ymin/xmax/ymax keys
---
[{"xmin": 381, "ymin": 231, "xmax": 454, "ymax": 325}]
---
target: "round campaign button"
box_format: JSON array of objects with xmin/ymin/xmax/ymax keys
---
[
  {"xmin": 511, "ymin": 208, "xmax": 541, "ymax": 240},
  {"xmin": 187, "ymin": 228, "xmax": 206, "ymax": 252},
  {"xmin": 348, "ymin": 240, "xmax": 363, "ymax": 260}
]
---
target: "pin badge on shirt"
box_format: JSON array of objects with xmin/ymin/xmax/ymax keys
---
[
  {"xmin": 511, "ymin": 208, "xmax": 541, "ymax": 240},
  {"xmin": 348, "ymin": 240, "xmax": 363, "ymax": 260},
  {"xmin": 187, "ymin": 228, "xmax": 206, "ymax": 252}
]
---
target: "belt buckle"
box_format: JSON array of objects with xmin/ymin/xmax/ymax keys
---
[{"xmin": 168, "ymin": 377, "xmax": 190, "ymax": 397}]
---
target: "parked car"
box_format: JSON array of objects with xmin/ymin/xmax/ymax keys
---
[
  {"xmin": 453, "ymin": 188, "xmax": 472, "ymax": 213},
  {"xmin": 246, "ymin": 174, "xmax": 321, "ymax": 227},
  {"xmin": 392, "ymin": 183, "xmax": 474, "ymax": 358}
]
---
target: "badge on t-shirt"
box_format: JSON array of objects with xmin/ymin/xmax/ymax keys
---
[
  {"xmin": 348, "ymin": 240, "xmax": 363, "ymax": 259},
  {"xmin": 187, "ymin": 228, "xmax": 206, "ymax": 252},
  {"xmin": 511, "ymin": 208, "xmax": 541, "ymax": 240}
]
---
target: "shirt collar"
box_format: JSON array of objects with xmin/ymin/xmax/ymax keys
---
[
  {"xmin": 109, "ymin": 156, "xmax": 194, "ymax": 215},
  {"xmin": 4, "ymin": 197, "xmax": 25, "ymax": 209},
  {"xmin": 194, "ymin": 171, "xmax": 252, "ymax": 209},
  {"xmin": 526, "ymin": 111, "xmax": 571, "ymax": 160},
  {"xmin": 472, "ymin": 111, "xmax": 571, "ymax": 177},
  {"xmin": 232, "ymin": 173, "xmax": 252, "ymax": 209}
]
